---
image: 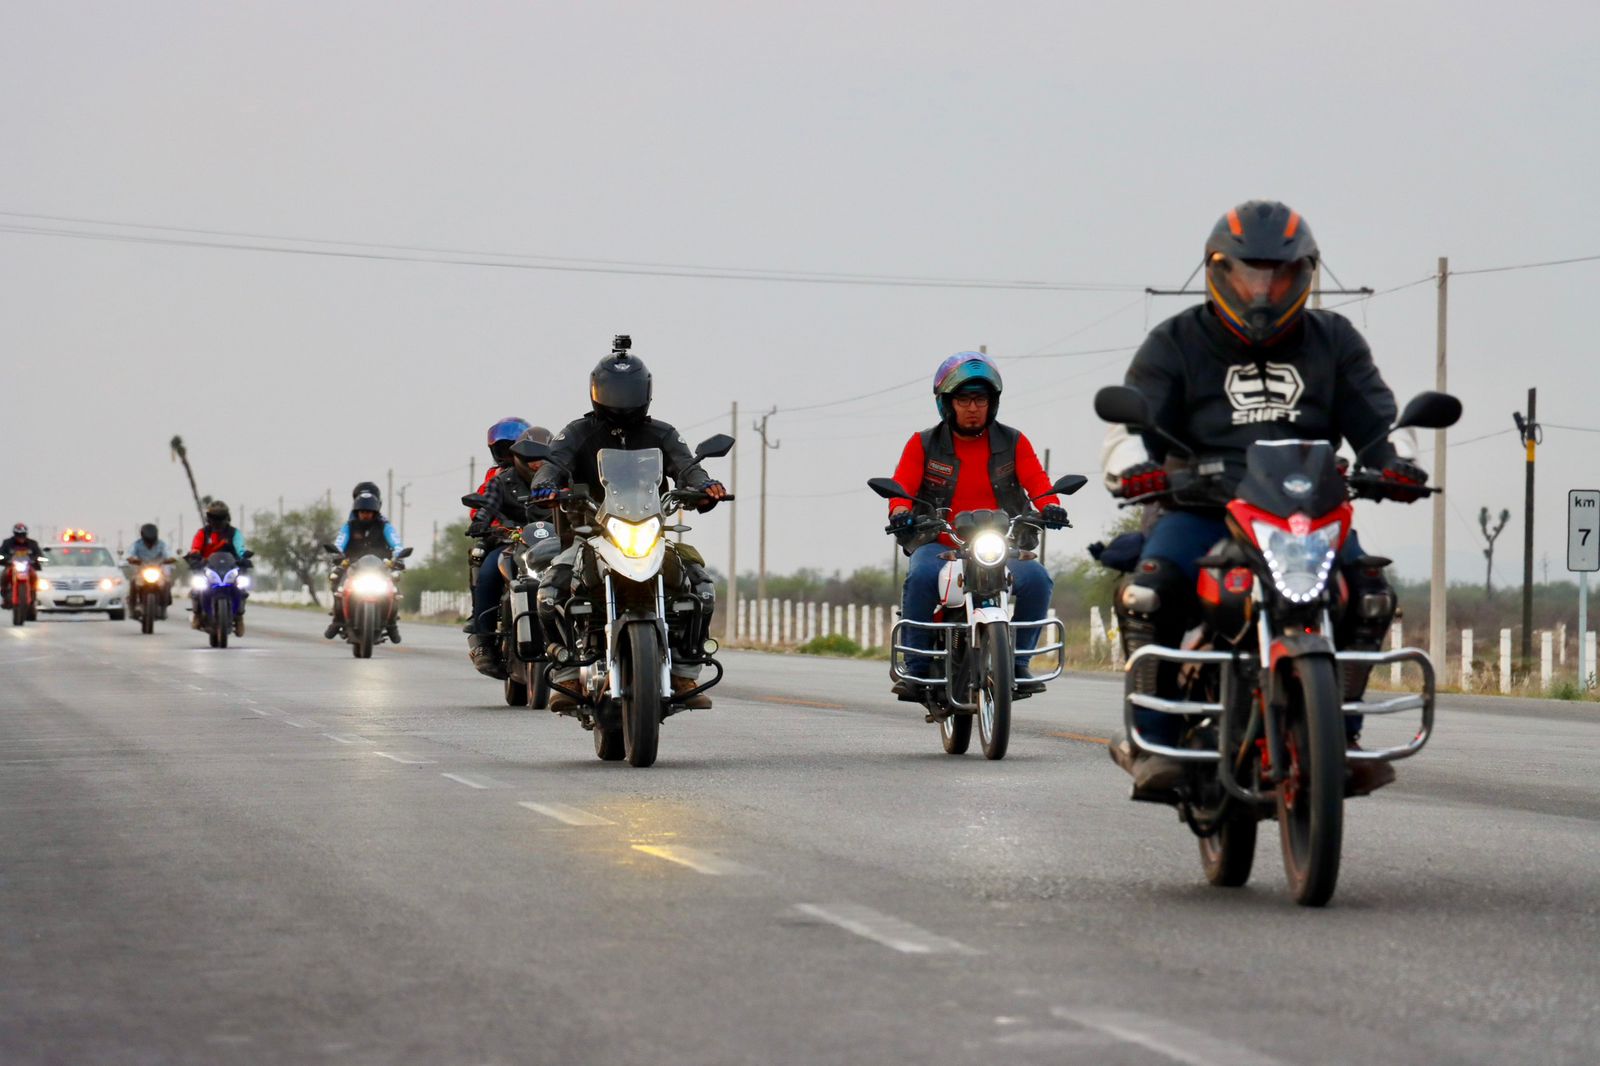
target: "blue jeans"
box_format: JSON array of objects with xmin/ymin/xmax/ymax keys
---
[
  {"xmin": 1136, "ymin": 511, "xmax": 1367, "ymax": 743},
  {"xmin": 471, "ymin": 545, "xmax": 506, "ymax": 636},
  {"xmin": 901, "ymin": 542, "xmax": 1053, "ymax": 676}
]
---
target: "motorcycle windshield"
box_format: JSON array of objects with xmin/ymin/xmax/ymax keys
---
[
  {"xmin": 1234, "ymin": 440, "xmax": 1345, "ymax": 519},
  {"xmin": 597, "ymin": 448, "xmax": 664, "ymax": 522}
]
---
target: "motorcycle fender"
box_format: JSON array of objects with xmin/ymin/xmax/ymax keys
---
[
  {"xmin": 936, "ymin": 560, "xmax": 964, "ymax": 609},
  {"xmin": 969, "ymin": 604, "xmax": 1009, "ymax": 627},
  {"xmin": 1268, "ymin": 631, "xmax": 1335, "ymax": 672}
]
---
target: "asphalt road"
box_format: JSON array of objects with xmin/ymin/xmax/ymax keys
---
[{"xmin": 3, "ymin": 607, "xmax": 1596, "ymax": 1065}]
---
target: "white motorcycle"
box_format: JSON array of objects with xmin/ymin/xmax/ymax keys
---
[{"xmin": 536, "ymin": 434, "xmax": 734, "ymax": 767}]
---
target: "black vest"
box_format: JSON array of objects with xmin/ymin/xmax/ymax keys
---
[
  {"xmin": 344, "ymin": 517, "xmax": 393, "ymax": 560},
  {"xmin": 910, "ymin": 422, "xmax": 1036, "ymax": 549}
]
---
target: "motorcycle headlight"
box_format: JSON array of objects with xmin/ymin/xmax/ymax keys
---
[
  {"xmin": 236, "ymin": 574, "xmax": 252, "ymax": 589},
  {"xmin": 12, "ymin": 560, "xmax": 28, "ymax": 573},
  {"xmin": 190, "ymin": 575, "xmax": 208, "ymax": 591},
  {"xmin": 141, "ymin": 567, "xmax": 162, "ymax": 584},
  {"xmin": 351, "ymin": 572, "xmax": 392, "ymax": 597},
  {"xmin": 970, "ymin": 530, "xmax": 1008, "ymax": 567},
  {"xmin": 223, "ymin": 568, "xmax": 240, "ymax": 584},
  {"xmin": 1253, "ymin": 520, "xmax": 1340, "ymax": 604},
  {"xmin": 605, "ymin": 516, "xmax": 662, "ymax": 559}
]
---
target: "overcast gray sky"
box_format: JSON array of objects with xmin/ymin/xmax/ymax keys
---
[{"xmin": 3, "ymin": 1, "xmax": 1597, "ymax": 589}]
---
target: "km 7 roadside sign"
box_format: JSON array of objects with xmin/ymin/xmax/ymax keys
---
[{"xmin": 1572, "ymin": 490, "xmax": 1600, "ymax": 572}]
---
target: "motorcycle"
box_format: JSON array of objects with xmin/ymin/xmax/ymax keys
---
[
  {"xmin": 460, "ymin": 499, "xmax": 558, "ymax": 709},
  {"xmin": 534, "ymin": 433, "xmax": 735, "ymax": 767},
  {"xmin": 188, "ymin": 550, "xmax": 252, "ymax": 648},
  {"xmin": 324, "ymin": 546, "xmax": 413, "ymax": 658},
  {"xmin": 869, "ymin": 473, "xmax": 1086, "ymax": 759},
  {"xmin": 5, "ymin": 551, "xmax": 40, "ymax": 626},
  {"xmin": 129, "ymin": 558, "xmax": 174, "ymax": 634},
  {"xmin": 1093, "ymin": 385, "xmax": 1461, "ymax": 906}
]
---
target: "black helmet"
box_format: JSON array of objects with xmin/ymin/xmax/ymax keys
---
[
  {"xmin": 140, "ymin": 523, "xmax": 158, "ymax": 542},
  {"xmin": 352, "ymin": 481, "xmax": 381, "ymax": 506},
  {"xmin": 510, "ymin": 425, "xmax": 553, "ymax": 462},
  {"xmin": 12, "ymin": 522, "xmax": 27, "ymax": 538},
  {"xmin": 205, "ymin": 501, "xmax": 231, "ymax": 523},
  {"xmin": 590, "ymin": 341, "xmax": 652, "ymax": 426},
  {"xmin": 1204, "ymin": 200, "xmax": 1319, "ymax": 346},
  {"xmin": 353, "ymin": 492, "xmax": 381, "ymax": 514}
]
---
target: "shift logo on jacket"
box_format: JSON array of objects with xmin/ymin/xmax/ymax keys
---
[{"xmin": 1224, "ymin": 362, "xmax": 1305, "ymax": 425}]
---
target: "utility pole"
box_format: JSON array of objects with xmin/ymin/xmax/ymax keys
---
[
  {"xmin": 387, "ymin": 468, "xmax": 394, "ymax": 508},
  {"xmin": 1430, "ymin": 258, "xmax": 1448, "ymax": 668},
  {"xmin": 1515, "ymin": 388, "xmax": 1539, "ymax": 664},
  {"xmin": 277, "ymin": 495, "xmax": 284, "ymax": 518},
  {"xmin": 398, "ymin": 484, "xmax": 412, "ymax": 544},
  {"xmin": 469, "ymin": 456, "xmax": 476, "ymax": 492},
  {"xmin": 753, "ymin": 407, "xmax": 779, "ymax": 604},
  {"xmin": 727, "ymin": 402, "xmax": 738, "ymax": 637}
]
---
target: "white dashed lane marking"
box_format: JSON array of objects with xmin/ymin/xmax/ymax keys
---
[
  {"xmin": 517, "ymin": 801, "xmax": 615, "ymax": 826},
  {"xmin": 322, "ymin": 733, "xmax": 370, "ymax": 745},
  {"xmin": 632, "ymin": 845, "xmax": 757, "ymax": 876},
  {"xmin": 1050, "ymin": 1008, "xmax": 1284, "ymax": 1066},
  {"xmin": 440, "ymin": 772, "xmax": 506, "ymax": 789},
  {"xmin": 373, "ymin": 752, "xmax": 435, "ymax": 765},
  {"xmin": 794, "ymin": 903, "xmax": 978, "ymax": 955}
]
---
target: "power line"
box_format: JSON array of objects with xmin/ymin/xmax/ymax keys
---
[
  {"xmin": 1545, "ymin": 422, "xmax": 1600, "ymax": 434},
  {"xmin": 1453, "ymin": 253, "xmax": 1600, "ymax": 277},
  {"xmin": 0, "ymin": 211, "xmax": 1143, "ymax": 293}
]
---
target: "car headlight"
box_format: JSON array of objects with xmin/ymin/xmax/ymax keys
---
[
  {"xmin": 99, "ymin": 577, "xmax": 115, "ymax": 590},
  {"xmin": 604, "ymin": 516, "xmax": 662, "ymax": 559},
  {"xmin": 141, "ymin": 567, "xmax": 162, "ymax": 584},
  {"xmin": 970, "ymin": 530, "xmax": 1008, "ymax": 567},
  {"xmin": 36, "ymin": 577, "xmax": 50, "ymax": 590},
  {"xmin": 350, "ymin": 572, "xmax": 392, "ymax": 597},
  {"xmin": 1253, "ymin": 519, "xmax": 1340, "ymax": 603},
  {"xmin": 237, "ymin": 574, "xmax": 252, "ymax": 589},
  {"xmin": 190, "ymin": 575, "xmax": 208, "ymax": 591}
]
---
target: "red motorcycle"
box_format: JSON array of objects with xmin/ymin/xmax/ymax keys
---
[
  {"xmin": 5, "ymin": 550, "xmax": 40, "ymax": 626},
  {"xmin": 1094, "ymin": 385, "xmax": 1460, "ymax": 906}
]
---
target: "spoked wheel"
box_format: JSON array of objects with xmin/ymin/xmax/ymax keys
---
[
  {"xmin": 214, "ymin": 601, "xmax": 231, "ymax": 648},
  {"xmin": 1199, "ymin": 804, "xmax": 1259, "ymax": 888},
  {"xmin": 1276, "ymin": 656, "xmax": 1345, "ymax": 906},
  {"xmin": 976, "ymin": 622, "xmax": 1014, "ymax": 760},
  {"xmin": 939, "ymin": 711, "xmax": 972, "ymax": 755},
  {"xmin": 620, "ymin": 623, "xmax": 662, "ymax": 768}
]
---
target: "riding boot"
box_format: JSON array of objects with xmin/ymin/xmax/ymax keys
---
[{"xmin": 468, "ymin": 633, "xmax": 507, "ymax": 679}]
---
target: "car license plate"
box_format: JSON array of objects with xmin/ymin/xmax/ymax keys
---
[{"xmin": 66, "ymin": 596, "xmax": 85, "ymax": 605}]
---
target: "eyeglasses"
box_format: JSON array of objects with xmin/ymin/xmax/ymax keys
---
[{"xmin": 951, "ymin": 393, "xmax": 990, "ymax": 409}]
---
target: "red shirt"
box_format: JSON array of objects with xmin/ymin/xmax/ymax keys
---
[
  {"xmin": 469, "ymin": 465, "xmax": 506, "ymax": 525},
  {"xmin": 889, "ymin": 427, "xmax": 1058, "ymax": 545}
]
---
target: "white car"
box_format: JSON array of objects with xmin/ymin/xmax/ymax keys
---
[{"xmin": 39, "ymin": 544, "xmax": 128, "ymax": 619}]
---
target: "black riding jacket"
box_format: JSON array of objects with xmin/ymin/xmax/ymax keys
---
[
  {"xmin": 0, "ymin": 536, "xmax": 43, "ymax": 564},
  {"xmin": 1126, "ymin": 304, "xmax": 1400, "ymax": 496},
  {"xmin": 530, "ymin": 414, "xmax": 711, "ymax": 499},
  {"xmin": 468, "ymin": 466, "xmax": 552, "ymax": 537}
]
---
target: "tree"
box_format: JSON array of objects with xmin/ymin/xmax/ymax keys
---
[
  {"xmin": 395, "ymin": 520, "xmax": 472, "ymax": 611},
  {"xmin": 169, "ymin": 435, "xmax": 206, "ymax": 526},
  {"xmin": 251, "ymin": 502, "xmax": 340, "ymax": 606},
  {"xmin": 1478, "ymin": 506, "xmax": 1511, "ymax": 596}
]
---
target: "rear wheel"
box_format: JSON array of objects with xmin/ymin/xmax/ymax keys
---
[
  {"xmin": 214, "ymin": 600, "xmax": 231, "ymax": 648},
  {"xmin": 529, "ymin": 664, "xmax": 552, "ymax": 710},
  {"xmin": 939, "ymin": 712, "xmax": 972, "ymax": 754},
  {"xmin": 594, "ymin": 719, "xmax": 625, "ymax": 761},
  {"xmin": 1276, "ymin": 656, "xmax": 1344, "ymax": 907},
  {"xmin": 976, "ymin": 623, "xmax": 1014, "ymax": 760},
  {"xmin": 504, "ymin": 672, "xmax": 528, "ymax": 706},
  {"xmin": 621, "ymin": 624, "xmax": 663, "ymax": 768},
  {"xmin": 1199, "ymin": 805, "xmax": 1259, "ymax": 887}
]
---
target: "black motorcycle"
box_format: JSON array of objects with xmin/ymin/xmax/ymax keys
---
[
  {"xmin": 460, "ymin": 498, "xmax": 559, "ymax": 709},
  {"xmin": 1094, "ymin": 385, "xmax": 1459, "ymax": 906},
  {"xmin": 128, "ymin": 557, "xmax": 175, "ymax": 634}
]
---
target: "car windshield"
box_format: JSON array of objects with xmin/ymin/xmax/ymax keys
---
[{"xmin": 44, "ymin": 546, "xmax": 116, "ymax": 568}]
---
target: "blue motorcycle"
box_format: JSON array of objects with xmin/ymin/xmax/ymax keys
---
[{"xmin": 188, "ymin": 550, "xmax": 253, "ymax": 648}]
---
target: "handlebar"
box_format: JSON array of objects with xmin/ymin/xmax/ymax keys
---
[{"xmin": 1115, "ymin": 468, "xmax": 1437, "ymax": 508}]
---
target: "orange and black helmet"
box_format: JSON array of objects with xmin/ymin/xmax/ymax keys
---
[{"xmin": 1204, "ymin": 200, "xmax": 1319, "ymax": 346}]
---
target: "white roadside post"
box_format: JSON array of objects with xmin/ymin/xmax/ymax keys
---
[
  {"xmin": 1541, "ymin": 631, "xmax": 1554, "ymax": 690},
  {"xmin": 1569, "ymin": 490, "xmax": 1599, "ymax": 691},
  {"xmin": 1499, "ymin": 628, "xmax": 1513, "ymax": 694},
  {"xmin": 1089, "ymin": 607, "xmax": 1108, "ymax": 654},
  {"xmin": 1390, "ymin": 621, "xmax": 1404, "ymax": 687},
  {"xmin": 1586, "ymin": 630, "xmax": 1597, "ymax": 688},
  {"xmin": 1461, "ymin": 629, "xmax": 1473, "ymax": 692}
]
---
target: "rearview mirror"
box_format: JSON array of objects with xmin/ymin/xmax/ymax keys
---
[
  {"xmin": 321, "ymin": 543, "xmax": 339, "ymax": 554},
  {"xmin": 394, "ymin": 547, "xmax": 414, "ymax": 560},
  {"xmin": 695, "ymin": 433, "xmax": 736, "ymax": 460},
  {"xmin": 1052, "ymin": 474, "xmax": 1088, "ymax": 497},
  {"xmin": 461, "ymin": 493, "xmax": 488, "ymax": 509},
  {"xmin": 1394, "ymin": 391, "xmax": 1462, "ymax": 432},
  {"xmin": 867, "ymin": 477, "xmax": 913, "ymax": 502},
  {"xmin": 510, "ymin": 439, "xmax": 549, "ymax": 462},
  {"xmin": 1093, "ymin": 385, "xmax": 1152, "ymax": 428}
]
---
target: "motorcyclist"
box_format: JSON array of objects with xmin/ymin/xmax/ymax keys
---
[
  {"xmin": 1102, "ymin": 200, "xmax": 1423, "ymax": 796},
  {"xmin": 469, "ymin": 418, "xmax": 532, "ymax": 524},
  {"xmin": 126, "ymin": 523, "xmax": 175, "ymax": 611},
  {"xmin": 529, "ymin": 337, "xmax": 727, "ymax": 711},
  {"xmin": 464, "ymin": 426, "xmax": 555, "ymax": 676},
  {"xmin": 0, "ymin": 523, "xmax": 44, "ymax": 608},
  {"xmin": 187, "ymin": 501, "xmax": 249, "ymax": 631},
  {"xmin": 886, "ymin": 352, "xmax": 1070, "ymax": 699},
  {"xmin": 324, "ymin": 490, "xmax": 405, "ymax": 642}
]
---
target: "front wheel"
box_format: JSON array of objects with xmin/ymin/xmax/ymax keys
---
[
  {"xmin": 1276, "ymin": 655, "xmax": 1345, "ymax": 906},
  {"xmin": 12, "ymin": 594, "xmax": 25, "ymax": 627},
  {"xmin": 621, "ymin": 624, "xmax": 663, "ymax": 768},
  {"xmin": 353, "ymin": 603, "xmax": 374, "ymax": 659},
  {"xmin": 214, "ymin": 600, "xmax": 232, "ymax": 648},
  {"xmin": 141, "ymin": 594, "xmax": 156, "ymax": 634},
  {"xmin": 976, "ymin": 622, "xmax": 1014, "ymax": 760}
]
